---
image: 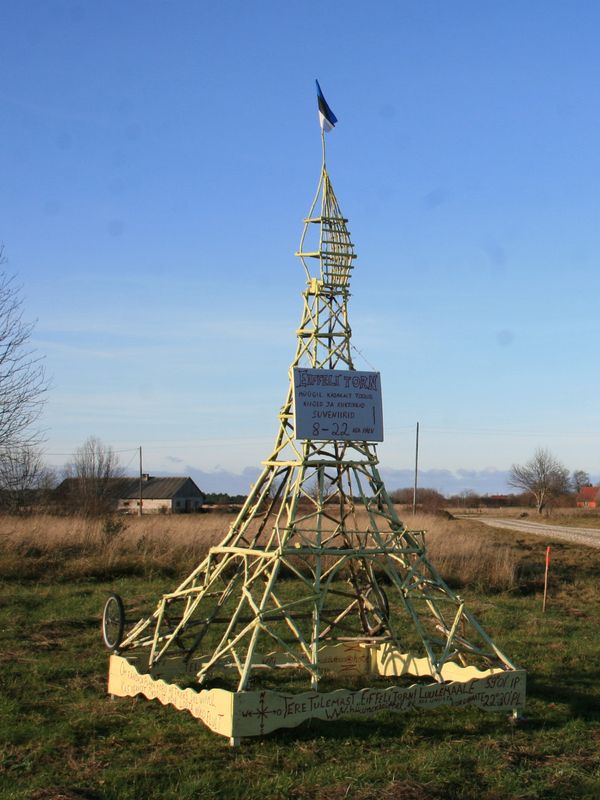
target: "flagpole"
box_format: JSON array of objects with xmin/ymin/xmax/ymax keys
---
[{"xmin": 321, "ymin": 127, "xmax": 326, "ymax": 171}]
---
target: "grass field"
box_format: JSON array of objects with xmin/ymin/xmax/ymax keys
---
[
  {"xmin": 1, "ymin": 513, "xmax": 599, "ymax": 799},
  {"xmin": 0, "ymin": 512, "xmax": 521, "ymax": 590}
]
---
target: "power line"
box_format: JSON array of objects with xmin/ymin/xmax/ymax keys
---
[
  {"xmin": 42, "ymin": 446, "xmax": 140, "ymax": 457},
  {"xmin": 41, "ymin": 424, "xmax": 600, "ymax": 461},
  {"xmin": 350, "ymin": 343, "xmax": 378, "ymax": 371}
]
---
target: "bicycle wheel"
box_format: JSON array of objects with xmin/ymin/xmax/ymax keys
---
[
  {"xmin": 364, "ymin": 583, "xmax": 390, "ymax": 635},
  {"xmin": 102, "ymin": 593, "xmax": 125, "ymax": 650}
]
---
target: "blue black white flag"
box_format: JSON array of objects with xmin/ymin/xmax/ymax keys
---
[{"xmin": 316, "ymin": 79, "xmax": 337, "ymax": 132}]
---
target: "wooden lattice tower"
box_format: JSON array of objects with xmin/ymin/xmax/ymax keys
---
[{"xmin": 105, "ymin": 118, "xmax": 525, "ymax": 744}]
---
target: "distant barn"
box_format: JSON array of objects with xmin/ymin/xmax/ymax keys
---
[
  {"xmin": 55, "ymin": 474, "xmax": 205, "ymax": 514},
  {"xmin": 117, "ymin": 475, "xmax": 205, "ymax": 514}
]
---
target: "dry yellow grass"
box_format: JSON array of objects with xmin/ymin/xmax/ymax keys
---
[
  {"xmin": 395, "ymin": 512, "xmax": 517, "ymax": 591},
  {"xmin": 0, "ymin": 510, "xmax": 519, "ymax": 589},
  {"xmin": 0, "ymin": 513, "xmax": 220, "ymax": 580}
]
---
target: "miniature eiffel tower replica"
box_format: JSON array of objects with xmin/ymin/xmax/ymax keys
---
[{"xmin": 105, "ymin": 89, "xmax": 525, "ymax": 743}]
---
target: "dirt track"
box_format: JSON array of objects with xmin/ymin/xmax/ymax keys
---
[{"xmin": 456, "ymin": 515, "xmax": 600, "ymax": 549}]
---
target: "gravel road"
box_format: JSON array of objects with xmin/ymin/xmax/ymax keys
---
[{"xmin": 455, "ymin": 515, "xmax": 600, "ymax": 549}]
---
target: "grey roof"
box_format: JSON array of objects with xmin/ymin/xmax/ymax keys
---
[
  {"xmin": 118, "ymin": 477, "xmax": 204, "ymax": 500},
  {"xmin": 56, "ymin": 476, "xmax": 205, "ymax": 500}
]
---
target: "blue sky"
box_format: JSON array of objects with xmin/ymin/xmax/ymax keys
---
[{"xmin": 2, "ymin": 1, "xmax": 600, "ymax": 494}]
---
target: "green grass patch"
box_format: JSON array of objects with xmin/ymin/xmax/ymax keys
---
[{"xmin": 1, "ymin": 538, "xmax": 600, "ymax": 799}]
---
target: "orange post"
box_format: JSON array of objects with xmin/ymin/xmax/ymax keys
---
[{"xmin": 542, "ymin": 546, "xmax": 551, "ymax": 612}]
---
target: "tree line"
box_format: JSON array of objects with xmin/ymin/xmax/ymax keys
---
[
  {"xmin": 391, "ymin": 449, "xmax": 593, "ymax": 515},
  {"xmin": 507, "ymin": 448, "xmax": 591, "ymax": 514}
]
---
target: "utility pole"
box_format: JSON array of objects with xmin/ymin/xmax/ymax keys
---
[
  {"xmin": 139, "ymin": 446, "xmax": 143, "ymax": 517},
  {"xmin": 412, "ymin": 422, "xmax": 419, "ymax": 516}
]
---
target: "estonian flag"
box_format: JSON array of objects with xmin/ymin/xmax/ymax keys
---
[{"xmin": 316, "ymin": 79, "xmax": 337, "ymax": 132}]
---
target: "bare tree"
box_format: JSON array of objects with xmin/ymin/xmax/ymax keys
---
[
  {"xmin": 458, "ymin": 489, "xmax": 479, "ymax": 509},
  {"xmin": 571, "ymin": 470, "xmax": 591, "ymax": 494},
  {"xmin": 509, "ymin": 448, "xmax": 570, "ymax": 514},
  {"xmin": 0, "ymin": 246, "xmax": 47, "ymax": 454},
  {"xmin": 66, "ymin": 436, "xmax": 123, "ymax": 515},
  {"xmin": 0, "ymin": 445, "xmax": 56, "ymax": 512}
]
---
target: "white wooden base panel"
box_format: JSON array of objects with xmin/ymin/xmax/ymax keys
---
[{"xmin": 108, "ymin": 652, "xmax": 526, "ymax": 741}]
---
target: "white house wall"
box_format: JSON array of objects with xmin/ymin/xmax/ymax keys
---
[{"xmin": 118, "ymin": 497, "xmax": 204, "ymax": 514}]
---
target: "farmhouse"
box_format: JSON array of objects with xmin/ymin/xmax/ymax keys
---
[
  {"xmin": 117, "ymin": 475, "xmax": 205, "ymax": 514},
  {"xmin": 55, "ymin": 475, "xmax": 205, "ymax": 514},
  {"xmin": 576, "ymin": 486, "xmax": 600, "ymax": 509}
]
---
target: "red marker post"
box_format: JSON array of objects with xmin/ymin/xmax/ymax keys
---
[{"xmin": 542, "ymin": 546, "xmax": 551, "ymax": 613}]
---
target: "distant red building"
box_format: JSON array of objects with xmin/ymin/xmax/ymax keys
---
[{"xmin": 576, "ymin": 486, "xmax": 600, "ymax": 509}]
